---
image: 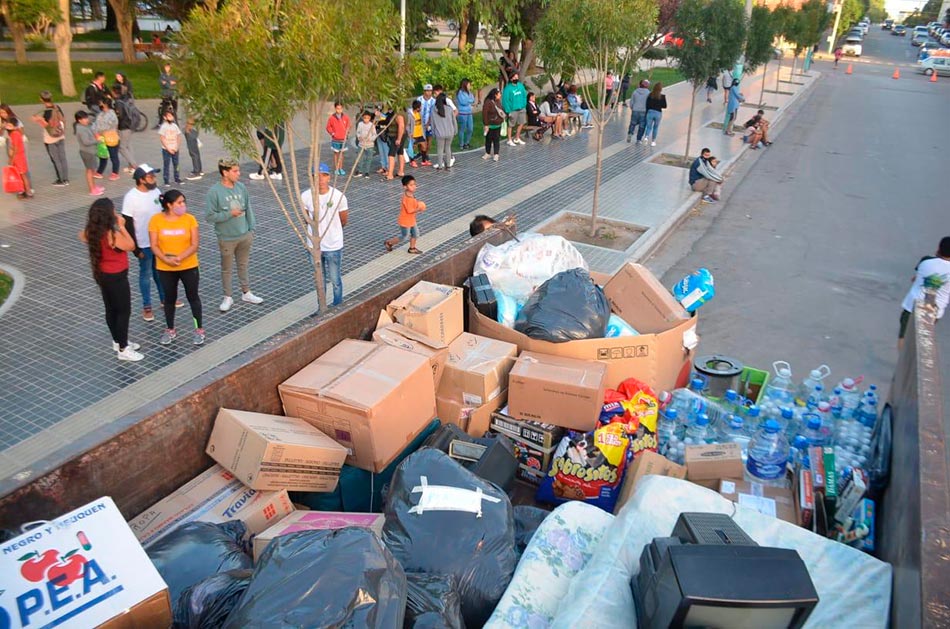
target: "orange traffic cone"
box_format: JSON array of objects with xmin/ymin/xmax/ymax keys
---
[
  {"xmin": 892, "ymin": 67, "xmax": 900, "ymax": 79},
  {"xmin": 930, "ymin": 71, "xmax": 938, "ymax": 83},
  {"xmin": 846, "ymin": 63, "xmax": 853, "ymax": 75}
]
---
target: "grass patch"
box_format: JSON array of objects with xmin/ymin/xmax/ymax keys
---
[
  {"xmin": 71, "ymin": 29, "xmax": 123, "ymax": 43},
  {"xmin": 635, "ymin": 67, "xmax": 684, "ymax": 87},
  {"xmin": 0, "ymin": 60, "xmax": 165, "ymax": 105},
  {"xmin": 0, "ymin": 271, "xmax": 12, "ymax": 309}
]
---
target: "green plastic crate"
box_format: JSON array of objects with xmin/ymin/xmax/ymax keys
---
[{"xmin": 739, "ymin": 366, "xmax": 769, "ymax": 405}]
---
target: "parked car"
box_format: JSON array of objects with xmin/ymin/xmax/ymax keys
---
[
  {"xmin": 893, "ymin": 25, "xmax": 907, "ymax": 36},
  {"xmin": 843, "ymin": 36, "xmax": 863, "ymax": 56},
  {"xmin": 912, "ymin": 33, "xmax": 930, "ymax": 46},
  {"xmin": 941, "ymin": 32, "xmax": 950, "ymax": 45}
]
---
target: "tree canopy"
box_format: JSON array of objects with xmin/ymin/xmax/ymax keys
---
[{"xmin": 745, "ymin": 5, "xmax": 776, "ymax": 75}]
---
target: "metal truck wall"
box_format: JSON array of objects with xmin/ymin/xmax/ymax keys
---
[{"xmin": 879, "ymin": 302, "xmax": 949, "ymax": 628}]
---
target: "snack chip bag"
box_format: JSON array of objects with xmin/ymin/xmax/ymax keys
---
[
  {"xmin": 536, "ymin": 422, "xmax": 631, "ymax": 513},
  {"xmin": 601, "ymin": 378, "xmax": 659, "ymax": 458}
]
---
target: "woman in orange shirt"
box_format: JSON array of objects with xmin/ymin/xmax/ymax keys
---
[{"xmin": 148, "ymin": 189, "xmax": 205, "ymax": 346}]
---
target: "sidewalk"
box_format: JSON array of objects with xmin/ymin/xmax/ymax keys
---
[{"xmin": 0, "ymin": 62, "xmax": 820, "ymax": 482}]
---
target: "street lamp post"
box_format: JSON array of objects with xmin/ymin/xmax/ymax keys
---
[
  {"xmin": 827, "ymin": 1, "xmax": 842, "ymax": 54},
  {"xmin": 400, "ymin": 0, "xmax": 406, "ymax": 58}
]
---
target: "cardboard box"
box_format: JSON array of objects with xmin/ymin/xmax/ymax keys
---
[
  {"xmin": 809, "ymin": 446, "xmax": 826, "ymax": 496},
  {"xmin": 1, "ymin": 497, "xmax": 172, "ymax": 629},
  {"xmin": 467, "ymin": 263, "xmax": 698, "ymax": 393},
  {"xmin": 795, "ymin": 469, "xmax": 815, "ymax": 529},
  {"xmin": 489, "ymin": 410, "xmax": 565, "ymax": 451},
  {"xmin": 437, "ymin": 390, "xmax": 508, "ymax": 437},
  {"xmin": 685, "ymin": 443, "xmax": 744, "ymax": 483},
  {"xmin": 848, "ymin": 498, "xmax": 875, "ymax": 552},
  {"xmin": 206, "ymin": 409, "xmax": 349, "ymax": 492},
  {"xmin": 279, "ymin": 340, "xmax": 437, "ymax": 472},
  {"xmin": 507, "ymin": 351, "xmax": 608, "ymax": 431},
  {"xmin": 128, "ymin": 464, "xmax": 294, "ymax": 547},
  {"xmin": 252, "ymin": 510, "xmax": 385, "ymax": 561},
  {"xmin": 386, "ymin": 280, "xmax": 464, "ymax": 344},
  {"xmin": 373, "ymin": 311, "xmax": 449, "ymax": 390},
  {"xmin": 615, "ymin": 450, "xmax": 687, "ymax": 513},
  {"xmin": 821, "ymin": 446, "xmax": 837, "ymax": 512},
  {"xmin": 835, "ymin": 468, "xmax": 867, "ymax": 524},
  {"xmin": 719, "ymin": 479, "xmax": 797, "ymax": 524},
  {"xmin": 438, "ymin": 333, "xmax": 518, "ymax": 406}
]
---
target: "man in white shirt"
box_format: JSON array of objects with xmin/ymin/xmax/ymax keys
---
[
  {"xmin": 301, "ymin": 162, "xmax": 349, "ymax": 307},
  {"xmin": 121, "ymin": 164, "xmax": 167, "ymax": 322},
  {"xmin": 899, "ymin": 236, "xmax": 950, "ymax": 342}
]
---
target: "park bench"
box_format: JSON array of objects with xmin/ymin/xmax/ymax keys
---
[{"xmin": 134, "ymin": 42, "xmax": 166, "ymax": 58}]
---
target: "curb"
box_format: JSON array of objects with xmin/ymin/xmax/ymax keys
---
[{"xmin": 0, "ymin": 264, "xmax": 25, "ymax": 319}]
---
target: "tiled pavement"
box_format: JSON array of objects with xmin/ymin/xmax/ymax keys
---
[{"xmin": 0, "ymin": 63, "xmax": 819, "ymax": 481}]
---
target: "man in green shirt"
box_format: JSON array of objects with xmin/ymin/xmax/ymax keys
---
[
  {"xmin": 205, "ymin": 158, "xmax": 264, "ymax": 312},
  {"xmin": 501, "ymin": 71, "xmax": 528, "ymax": 146}
]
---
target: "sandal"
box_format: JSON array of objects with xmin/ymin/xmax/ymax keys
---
[
  {"xmin": 385, "ymin": 241, "xmax": 393, "ymax": 252},
  {"xmin": 407, "ymin": 247, "xmax": 423, "ymax": 254}
]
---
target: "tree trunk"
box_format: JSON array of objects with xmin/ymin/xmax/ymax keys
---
[
  {"xmin": 458, "ymin": 13, "xmax": 469, "ymax": 52},
  {"xmin": 684, "ymin": 85, "xmax": 698, "ymax": 164},
  {"xmin": 107, "ymin": 0, "xmax": 136, "ymax": 63},
  {"xmin": 465, "ymin": 18, "xmax": 479, "ymax": 53},
  {"xmin": 54, "ymin": 0, "xmax": 76, "ymax": 96},
  {"xmin": 104, "ymin": 2, "xmax": 115, "ymax": 29},
  {"xmin": 521, "ymin": 39, "xmax": 537, "ymax": 74},
  {"xmin": 91, "ymin": 0, "xmax": 102, "ymax": 22},
  {"xmin": 790, "ymin": 52, "xmax": 797, "ymax": 79},
  {"xmin": 759, "ymin": 60, "xmax": 767, "ymax": 107},
  {"xmin": 589, "ymin": 123, "xmax": 605, "ymax": 236},
  {"xmin": 0, "ymin": 1, "xmax": 28, "ymax": 64},
  {"xmin": 775, "ymin": 54, "xmax": 782, "ymax": 92},
  {"xmin": 508, "ymin": 35, "xmax": 521, "ymax": 59}
]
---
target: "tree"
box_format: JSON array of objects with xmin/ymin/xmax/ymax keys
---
[
  {"xmin": 52, "ymin": 0, "xmax": 75, "ymax": 96},
  {"xmin": 786, "ymin": 0, "xmax": 830, "ymax": 77},
  {"xmin": 105, "ymin": 0, "xmax": 137, "ymax": 63},
  {"xmin": 176, "ymin": 0, "xmax": 405, "ymax": 311},
  {"xmin": 0, "ymin": 0, "xmax": 60, "ymax": 64},
  {"xmin": 745, "ymin": 5, "xmax": 776, "ymax": 107},
  {"xmin": 534, "ymin": 0, "xmax": 657, "ymax": 235},
  {"xmin": 771, "ymin": 4, "xmax": 793, "ymax": 92},
  {"xmin": 672, "ymin": 0, "xmax": 747, "ymax": 164},
  {"xmin": 408, "ymin": 46, "xmax": 496, "ymax": 95}
]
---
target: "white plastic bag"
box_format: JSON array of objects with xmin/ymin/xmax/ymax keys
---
[{"xmin": 474, "ymin": 234, "xmax": 588, "ymax": 303}]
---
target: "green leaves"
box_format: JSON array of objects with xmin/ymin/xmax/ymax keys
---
[
  {"xmin": 745, "ymin": 5, "xmax": 776, "ymax": 74},
  {"xmin": 407, "ymin": 46, "xmax": 495, "ymax": 97},
  {"xmin": 674, "ymin": 0, "xmax": 748, "ymax": 87}
]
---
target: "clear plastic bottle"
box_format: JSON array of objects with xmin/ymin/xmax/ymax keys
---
[
  {"xmin": 657, "ymin": 407, "xmax": 678, "ymax": 456},
  {"xmin": 763, "ymin": 361, "xmax": 795, "ymax": 405},
  {"xmin": 837, "ymin": 377, "xmax": 863, "ymax": 419},
  {"xmin": 806, "ymin": 385, "xmax": 824, "ymax": 410},
  {"xmin": 788, "ymin": 435, "xmax": 811, "ymax": 471},
  {"xmin": 795, "ymin": 365, "xmax": 831, "ymax": 407},
  {"xmin": 857, "ymin": 398, "xmax": 878, "ymax": 429},
  {"xmin": 718, "ymin": 414, "xmax": 751, "ymax": 462},
  {"xmin": 779, "ymin": 406, "xmax": 798, "ymax": 441},
  {"xmin": 684, "ymin": 413, "xmax": 711, "ymax": 446},
  {"xmin": 745, "ymin": 419, "xmax": 791, "ymax": 487},
  {"xmin": 745, "ymin": 405, "xmax": 762, "ymax": 431},
  {"xmin": 829, "ymin": 387, "xmax": 844, "ymax": 419},
  {"xmin": 802, "ymin": 414, "xmax": 826, "ymax": 446},
  {"xmin": 866, "ymin": 384, "xmax": 879, "ymax": 406}
]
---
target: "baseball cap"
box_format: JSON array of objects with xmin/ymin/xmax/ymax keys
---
[
  {"xmin": 132, "ymin": 164, "xmax": 160, "ymax": 180},
  {"xmin": 423, "ymin": 83, "xmax": 433, "ymax": 91},
  {"xmin": 317, "ymin": 163, "xmax": 331, "ymax": 174}
]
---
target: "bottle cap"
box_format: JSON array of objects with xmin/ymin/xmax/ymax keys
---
[
  {"xmin": 747, "ymin": 405, "xmax": 760, "ymax": 417},
  {"xmin": 725, "ymin": 389, "xmax": 738, "ymax": 400},
  {"xmin": 781, "ymin": 407, "xmax": 794, "ymax": 419},
  {"xmin": 696, "ymin": 413, "xmax": 710, "ymax": 426},
  {"xmin": 730, "ymin": 417, "xmax": 743, "ymax": 429},
  {"xmin": 806, "ymin": 416, "xmax": 821, "ymax": 429},
  {"xmin": 842, "ymin": 377, "xmax": 856, "ymax": 389},
  {"xmin": 666, "ymin": 408, "xmax": 678, "ymax": 419},
  {"xmin": 778, "ymin": 368, "xmax": 791, "ymax": 378},
  {"xmin": 810, "ymin": 369, "xmax": 822, "ymax": 379},
  {"xmin": 818, "ymin": 401, "xmax": 831, "ymax": 412},
  {"xmin": 792, "ymin": 435, "xmax": 809, "ymax": 448},
  {"xmin": 763, "ymin": 419, "xmax": 780, "ymax": 433}
]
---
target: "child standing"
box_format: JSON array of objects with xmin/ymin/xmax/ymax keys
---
[
  {"xmin": 326, "ymin": 101, "xmax": 350, "ymax": 176},
  {"xmin": 384, "ymin": 175, "xmax": 425, "ymax": 254},
  {"xmin": 5, "ymin": 117, "xmax": 32, "ymax": 199},
  {"xmin": 184, "ymin": 117, "xmax": 203, "ymax": 180},
  {"xmin": 158, "ymin": 110, "xmax": 183, "ymax": 185},
  {"xmin": 354, "ymin": 111, "xmax": 376, "ymax": 178}
]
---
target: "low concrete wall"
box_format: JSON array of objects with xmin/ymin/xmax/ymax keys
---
[
  {"xmin": 0, "ymin": 233, "xmax": 504, "ymax": 524},
  {"xmin": 879, "ymin": 298, "xmax": 949, "ymax": 627}
]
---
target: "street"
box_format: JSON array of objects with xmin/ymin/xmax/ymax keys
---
[{"xmin": 650, "ymin": 34, "xmax": 950, "ymax": 422}]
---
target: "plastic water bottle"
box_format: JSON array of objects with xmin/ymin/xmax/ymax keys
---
[
  {"xmin": 689, "ymin": 377, "xmax": 706, "ymax": 395},
  {"xmin": 779, "ymin": 406, "xmax": 797, "ymax": 440},
  {"xmin": 788, "ymin": 435, "xmax": 810, "ymax": 471},
  {"xmin": 857, "ymin": 398, "xmax": 878, "ymax": 429},
  {"xmin": 723, "ymin": 389, "xmax": 741, "ymax": 414},
  {"xmin": 866, "ymin": 384, "xmax": 879, "ymax": 406},
  {"xmin": 802, "ymin": 414, "xmax": 826, "ymax": 446},
  {"xmin": 837, "ymin": 378, "xmax": 863, "ymax": 419},
  {"xmin": 745, "ymin": 419, "xmax": 791, "ymax": 487},
  {"xmin": 795, "ymin": 365, "xmax": 831, "ymax": 407},
  {"xmin": 657, "ymin": 408, "xmax": 678, "ymax": 456},
  {"xmin": 719, "ymin": 414, "xmax": 751, "ymax": 462},
  {"xmin": 684, "ymin": 413, "xmax": 712, "ymax": 445},
  {"xmin": 829, "ymin": 387, "xmax": 844, "ymax": 419},
  {"xmin": 816, "ymin": 401, "xmax": 833, "ymax": 427},
  {"xmin": 745, "ymin": 405, "xmax": 762, "ymax": 430},
  {"xmin": 806, "ymin": 385, "xmax": 824, "ymax": 410},
  {"xmin": 667, "ymin": 384, "xmax": 707, "ymax": 436},
  {"xmin": 763, "ymin": 361, "xmax": 795, "ymax": 405}
]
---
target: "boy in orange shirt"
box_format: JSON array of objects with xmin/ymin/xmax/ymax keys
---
[{"xmin": 384, "ymin": 175, "xmax": 426, "ymax": 254}]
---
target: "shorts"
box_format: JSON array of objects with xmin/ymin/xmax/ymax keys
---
[
  {"xmin": 398, "ymin": 225, "xmax": 420, "ymax": 240},
  {"xmin": 330, "ymin": 140, "xmax": 347, "ymax": 152},
  {"xmin": 386, "ymin": 136, "xmax": 406, "ymax": 155},
  {"xmin": 898, "ymin": 309, "xmax": 912, "ymax": 339},
  {"xmin": 80, "ymin": 151, "xmax": 99, "ymax": 170},
  {"xmin": 508, "ymin": 109, "xmax": 527, "ymax": 126}
]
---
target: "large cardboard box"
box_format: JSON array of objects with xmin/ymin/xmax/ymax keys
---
[
  {"xmin": 279, "ymin": 340, "xmax": 437, "ymax": 472},
  {"xmin": 373, "ymin": 311, "xmax": 449, "ymax": 389},
  {"xmin": 614, "ymin": 450, "xmax": 687, "ymax": 513},
  {"xmin": 437, "ymin": 390, "xmax": 507, "ymax": 437},
  {"xmin": 719, "ymin": 479, "xmax": 797, "ymax": 524},
  {"xmin": 252, "ymin": 510, "xmax": 385, "ymax": 561},
  {"xmin": 507, "ymin": 351, "xmax": 607, "ymax": 431},
  {"xmin": 685, "ymin": 443, "xmax": 744, "ymax": 486},
  {"xmin": 438, "ymin": 333, "xmax": 518, "ymax": 406},
  {"xmin": 1, "ymin": 497, "xmax": 172, "ymax": 629},
  {"xmin": 206, "ymin": 408, "xmax": 348, "ymax": 492},
  {"xmin": 467, "ymin": 263, "xmax": 698, "ymax": 393},
  {"xmin": 128, "ymin": 464, "xmax": 294, "ymax": 547},
  {"xmin": 386, "ymin": 280, "xmax": 464, "ymax": 344}
]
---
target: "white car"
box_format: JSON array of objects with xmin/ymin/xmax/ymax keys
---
[{"xmin": 842, "ymin": 36, "xmax": 863, "ymax": 56}]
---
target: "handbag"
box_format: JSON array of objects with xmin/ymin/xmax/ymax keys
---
[
  {"xmin": 3, "ymin": 166, "xmax": 24, "ymax": 194},
  {"xmin": 500, "ymin": 119, "xmax": 508, "ymax": 136},
  {"xmin": 97, "ymin": 139, "xmax": 109, "ymax": 159},
  {"xmin": 103, "ymin": 129, "xmax": 120, "ymax": 147}
]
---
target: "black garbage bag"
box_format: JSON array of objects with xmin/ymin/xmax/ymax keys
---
[
  {"xmin": 383, "ymin": 449, "xmax": 517, "ymax": 628},
  {"xmin": 147, "ymin": 521, "xmax": 252, "ymax": 612},
  {"xmin": 514, "ymin": 268, "xmax": 610, "ymax": 342},
  {"xmin": 173, "ymin": 569, "xmax": 252, "ymax": 629},
  {"xmin": 513, "ymin": 505, "xmax": 551, "ymax": 555},
  {"xmin": 223, "ymin": 528, "xmax": 407, "ymax": 628},
  {"xmin": 405, "ymin": 573, "xmax": 465, "ymax": 629}
]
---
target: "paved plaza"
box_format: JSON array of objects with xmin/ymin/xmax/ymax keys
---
[{"xmin": 0, "ymin": 64, "xmax": 816, "ymax": 483}]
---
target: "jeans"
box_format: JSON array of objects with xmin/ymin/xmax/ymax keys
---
[
  {"xmin": 188, "ymin": 147, "xmax": 202, "ymax": 174},
  {"xmin": 376, "ymin": 137, "xmax": 390, "ymax": 170},
  {"xmin": 45, "ymin": 140, "xmax": 68, "ymax": 182},
  {"xmin": 627, "ymin": 110, "xmax": 647, "ymax": 140},
  {"xmin": 118, "ymin": 128, "xmax": 136, "ymax": 169},
  {"xmin": 315, "ymin": 248, "xmax": 343, "ymax": 306},
  {"xmin": 162, "ymin": 148, "xmax": 180, "ymax": 183},
  {"xmin": 98, "ymin": 145, "xmax": 120, "ymax": 175},
  {"xmin": 435, "ymin": 136, "xmax": 452, "ymax": 168},
  {"xmin": 137, "ymin": 247, "xmax": 166, "ymax": 308},
  {"xmin": 645, "ymin": 110, "xmax": 662, "ymax": 140},
  {"xmin": 457, "ymin": 113, "xmax": 474, "ymax": 146},
  {"xmin": 356, "ymin": 146, "xmax": 375, "ymax": 174},
  {"xmin": 218, "ymin": 231, "xmax": 253, "ymax": 297}
]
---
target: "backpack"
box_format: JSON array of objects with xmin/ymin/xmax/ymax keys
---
[
  {"xmin": 125, "ymin": 100, "xmax": 144, "ymax": 131},
  {"xmin": 46, "ymin": 106, "xmax": 65, "ymax": 138},
  {"xmin": 114, "ymin": 99, "xmax": 132, "ymax": 130}
]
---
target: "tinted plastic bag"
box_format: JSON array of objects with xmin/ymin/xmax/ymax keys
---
[
  {"xmin": 405, "ymin": 573, "xmax": 465, "ymax": 629},
  {"xmin": 515, "ymin": 268, "xmax": 610, "ymax": 342},
  {"xmin": 147, "ymin": 521, "xmax": 252, "ymax": 611},
  {"xmin": 383, "ymin": 449, "xmax": 517, "ymax": 628},
  {"xmin": 474, "ymin": 233, "xmax": 588, "ymax": 301},
  {"xmin": 224, "ymin": 528, "xmax": 407, "ymax": 628},
  {"xmin": 513, "ymin": 505, "xmax": 551, "ymax": 555},
  {"xmin": 173, "ymin": 569, "xmax": 252, "ymax": 629}
]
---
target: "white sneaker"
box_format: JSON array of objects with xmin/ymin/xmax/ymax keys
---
[
  {"xmin": 242, "ymin": 291, "xmax": 263, "ymax": 304},
  {"xmin": 506, "ymin": 139, "xmax": 516, "ymax": 147},
  {"xmin": 219, "ymin": 295, "xmax": 234, "ymax": 312},
  {"xmin": 650, "ymin": 141, "xmax": 656, "ymax": 147},
  {"xmin": 269, "ymin": 172, "xmax": 283, "ymax": 180},
  {"xmin": 117, "ymin": 346, "xmax": 144, "ymax": 362},
  {"xmin": 113, "ymin": 341, "xmax": 141, "ymax": 352},
  {"xmin": 482, "ymin": 153, "xmax": 491, "ymax": 160},
  {"xmin": 493, "ymin": 154, "xmax": 500, "ymax": 162},
  {"xmin": 450, "ymin": 157, "xmax": 456, "ymax": 167},
  {"xmin": 433, "ymin": 164, "xmax": 442, "ymax": 170},
  {"xmin": 515, "ymin": 138, "xmax": 526, "ymax": 145},
  {"xmin": 248, "ymin": 173, "xmax": 265, "ymax": 180}
]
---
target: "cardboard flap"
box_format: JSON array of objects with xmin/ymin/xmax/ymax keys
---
[
  {"xmin": 375, "ymin": 309, "xmax": 395, "ymax": 330},
  {"xmin": 447, "ymin": 333, "xmax": 518, "ymax": 375},
  {"xmin": 387, "ymin": 281, "xmax": 458, "ymax": 315},
  {"xmin": 374, "ymin": 322, "xmax": 448, "ymax": 351},
  {"xmin": 515, "ymin": 352, "xmax": 606, "ymax": 386},
  {"xmin": 320, "ymin": 344, "xmax": 428, "ymax": 409},
  {"xmin": 604, "ymin": 263, "xmax": 690, "ymax": 334},
  {"xmin": 281, "ymin": 339, "xmax": 377, "ymax": 394}
]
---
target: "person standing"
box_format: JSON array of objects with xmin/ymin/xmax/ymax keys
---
[
  {"xmin": 502, "ymin": 72, "xmax": 528, "ymax": 146},
  {"xmin": 456, "ymin": 78, "xmax": 476, "ymax": 149},
  {"xmin": 74, "ymin": 111, "xmax": 105, "ymax": 196},
  {"xmin": 111, "ymin": 86, "xmax": 138, "ymax": 174},
  {"xmin": 83, "ymin": 72, "xmax": 108, "ymax": 114},
  {"xmin": 184, "ymin": 118, "xmax": 204, "ymax": 180},
  {"xmin": 31, "ymin": 91, "xmax": 69, "ymax": 187},
  {"xmin": 725, "ymin": 80, "xmax": 744, "ymax": 136},
  {"xmin": 80, "ymin": 197, "xmax": 143, "ymax": 361},
  {"xmin": 354, "ymin": 111, "xmax": 376, "ymax": 178},
  {"xmin": 93, "ymin": 98, "xmax": 121, "ymax": 181},
  {"xmin": 431, "ymin": 91, "xmax": 458, "ymax": 170},
  {"xmin": 627, "ymin": 79, "xmax": 650, "ymax": 143},
  {"xmin": 326, "ymin": 102, "xmax": 351, "ymax": 176},
  {"xmin": 159, "ymin": 63, "xmax": 178, "ymax": 121},
  {"xmin": 720, "ymin": 68, "xmax": 733, "ymax": 106},
  {"xmin": 482, "ymin": 88, "xmax": 505, "ymax": 162},
  {"xmin": 705, "ymin": 76, "xmax": 718, "ymax": 103},
  {"xmin": 407, "ymin": 100, "xmax": 427, "ymax": 168},
  {"xmin": 158, "ymin": 109, "xmax": 184, "ymax": 185},
  {"xmin": 205, "ymin": 158, "xmax": 264, "ymax": 312},
  {"xmin": 643, "ymin": 82, "xmax": 667, "ymax": 146},
  {"xmin": 604, "ymin": 71, "xmax": 615, "ymax": 107},
  {"xmin": 301, "ymin": 162, "xmax": 349, "ymax": 306},
  {"xmin": 4, "ymin": 116, "xmax": 33, "ymax": 199},
  {"xmin": 417, "ymin": 84, "xmax": 436, "ymax": 164},
  {"xmin": 150, "ymin": 189, "xmax": 205, "ymax": 345},
  {"xmin": 834, "ymin": 47, "xmax": 843, "ymax": 69},
  {"xmin": 899, "ymin": 237, "xmax": 950, "ymax": 345},
  {"xmin": 121, "ymin": 164, "xmax": 167, "ymax": 322},
  {"xmin": 375, "ymin": 105, "xmax": 392, "ymax": 174},
  {"xmin": 619, "ymin": 72, "xmax": 632, "ymax": 106},
  {"xmin": 385, "ymin": 105, "xmax": 407, "ymax": 180}
]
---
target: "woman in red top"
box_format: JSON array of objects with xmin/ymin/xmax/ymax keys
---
[
  {"xmin": 4, "ymin": 112, "xmax": 32, "ymax": 199},
  {"xmin": 79, "ymin": 198, "xmax": 144, "ymax": 361}
]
